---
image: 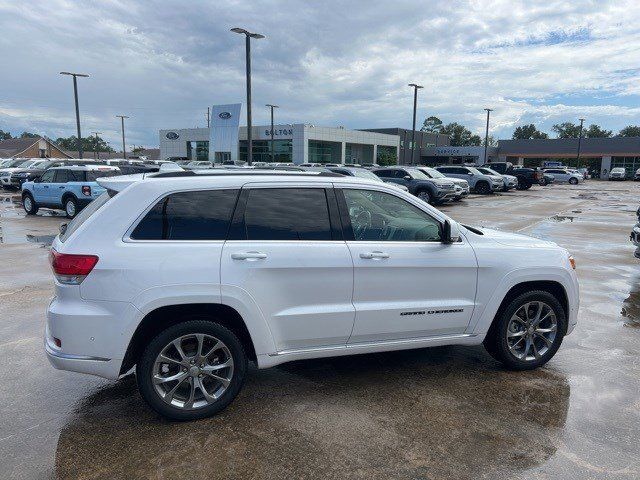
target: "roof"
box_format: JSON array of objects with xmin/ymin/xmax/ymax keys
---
[
  {"xmin": 48, "ymin": 165, "xmax": 120, "ymax": 171},
  {"xmin": 0, "ymin": 137, "xmax": 40, "ymax": 157},
  {"xmin": 498, "ymin": 136, "xmax": 640, "ymax": 156}
]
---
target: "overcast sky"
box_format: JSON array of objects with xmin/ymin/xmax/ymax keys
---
[{"xmin": 1, "ymin": 0, "xmax": 639, "ymax": 149}]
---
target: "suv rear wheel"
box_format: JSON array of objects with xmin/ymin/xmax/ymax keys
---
[
  {"xmin": 416, "ymin": 189, "xmax": 431, "ymax": 204},
  {"xmin": 22, "ymin": 193, "xmax": 38, "ymax": 215},
  {"xmin": 484, "ymin": 290, "xmax": 566, "ymax": 370},
  {"xmin": 136, "ymin": 320, "xmax": 247, "ymax": 421},
  {"xmin": 63, "ymin": 196, "xmax": 78, "ymax": 219}
]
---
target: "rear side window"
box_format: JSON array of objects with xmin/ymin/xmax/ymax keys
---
[
  {"xmin": 54, "ymin": 170, "xmax": 69, "ymax": 183},
  {"xmin": 242, "ymin": 188, "xmax": 332, "ymax": 241},
  {"xmin": 86, "ymin": 170, "xmax": 120, "ymax": 181},
  {"xmin": 131, "ymin": 189, "xmax": 239, "ymax": 240},
  {"xmin": 60, "ymin": 192, "xmax": 113, "ymax": 242}
]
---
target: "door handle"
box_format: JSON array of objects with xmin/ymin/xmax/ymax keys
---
[
  {"xmin": 59, "ymin": 186, "xmax": 65, "ymax": 189},
  {"xmin": 43, "ymin": 186, "xmax": 49, "ymax": 189},
  {"xmin": 360, "ymin": 251, "xmax": 390, "ymax": 259},
  {"xmin": 231, "ymin": 252, "xmax": 268, "ymax": 260}
]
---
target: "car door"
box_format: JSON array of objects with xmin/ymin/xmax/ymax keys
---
[
  {"xmin": 220, "ymin": 184, "xmax": 355, "ymax": 352},
  {"xmin": 337, "ymin": 185, "xmax": 478, "ymax": 343},
  {"xmin": 51, "ymin": 169, "xmax": 70, "ymax": 205},
  {"xmin": 33, "ymin": 169, "xmax": 56, "ymax": 204}
]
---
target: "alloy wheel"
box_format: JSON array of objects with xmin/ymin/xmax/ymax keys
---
[
  {"xmin": 24, "ymin": 196, "xmax": 32, "ymax": 211},
  {"xmin": 65, "ymin": 200, "xmax": 76, "ymax": 217},
  {"xmin": 506, "ymin": 301, "xmax": 558, "ymax": 361},
  {"xmin": 152, "ymin": 333, "xmax": 234, "ymax": 410}
]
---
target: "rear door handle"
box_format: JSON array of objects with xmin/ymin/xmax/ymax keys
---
[
  {"xmin": 231, "ymin": 252, "xmax": 268, "ymax": 260},
  {"xmin": 360, "ymin": 251, "xmax": 390, "ymax": 259}
]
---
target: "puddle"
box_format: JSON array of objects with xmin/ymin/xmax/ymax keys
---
[
  {"xmin": 25, "ymin": 234, "xmax": 56, "ymax": 247},
  {"xmin": 550, "ymin": 215, "xmax": 574, "ymax": 223}
]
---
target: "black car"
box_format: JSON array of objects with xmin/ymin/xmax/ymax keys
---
[
  {"xmin": 482, "ymin": 162, "xmax": 543, "ymax": 189},
  {"xmin": 9, "ymin": 160, "xmax": 68, "ymax": 189}
]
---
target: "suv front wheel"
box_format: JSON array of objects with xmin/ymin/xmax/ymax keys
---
[
  {"xmin": 137, "ymin": 320, "xmax": 247, "ymax": 421},
  {"xmin": 22, "ymin": 193, "xmax": 38, "ymax": 215},
  {"xmin": 484, "ymin": 290, "xmax": 566, "ymax": 370}
]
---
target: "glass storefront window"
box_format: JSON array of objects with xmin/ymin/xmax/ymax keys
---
[
  {"xmin": 239, "ymin": 140, "xmax": 293, "ymax": 163},
  {"xmin": 611, "ymin": 156, "xmax": 640, "ymax": 178}
]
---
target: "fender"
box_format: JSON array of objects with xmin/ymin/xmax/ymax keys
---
[{"xmin": 466, "ymin": 266, "xmax": 577, "ymax": 336}]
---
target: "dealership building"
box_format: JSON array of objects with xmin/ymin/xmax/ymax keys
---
[{"xmin": 160, "ymin": 104, "xmax": 399, "ymax": 165}]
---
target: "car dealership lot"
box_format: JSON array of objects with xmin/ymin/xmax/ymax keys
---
[{"xmin": 1, "ymin": 182, "xmax": 639, "ymax": 479}]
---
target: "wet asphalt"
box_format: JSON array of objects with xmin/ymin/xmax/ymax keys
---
[{"xmin": 0, "ymin": 181, "xmax": 639, "ymax": 479}]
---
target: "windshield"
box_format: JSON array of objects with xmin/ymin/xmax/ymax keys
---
[
  {"xmin": 421, "ymin": 167, "xmax": 445, "ymax": 178},
  {"xmin": 466, "ymin": 167, "xmax": 483, "ymax": 175},
  {"xmin": 406, "ymin": 168, "xmax": 430, "ymax": 180},
  {"xmin": 351, "ymin": 169, "xmax": 381, "ymax": 181},
  {"xmin": 18, "ymin": 160, "xmax": 36, "ymax": 168},
  {"xmin": 612, "ymin": 168, "xmax": 625, "ymax": 173}
]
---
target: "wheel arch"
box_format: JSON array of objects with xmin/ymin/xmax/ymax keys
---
[
  {"xmin": 120, "ymin": 303, "xmax": 257, "ymax": 375},
  {"xmin": 61, "ymin": 191, "xmax": 77, "ymax": 204}
]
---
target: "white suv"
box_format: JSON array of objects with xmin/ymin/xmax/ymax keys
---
[{"xmin": 45, "ymin": 170, "xmax": 579, "ymax": 420}]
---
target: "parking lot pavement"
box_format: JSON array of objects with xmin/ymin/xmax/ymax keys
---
[{"xmin": 1, "ymin": 181, "xmax": 639, "ymax": 479}]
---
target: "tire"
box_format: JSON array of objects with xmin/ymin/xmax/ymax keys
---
[
  {"xmin": 539, "ymin": 178, "xmax": 548, "ymax": 186},
  {"xmin": 475, "ymin": 181, "xmax": 491, "ymax": 194},
  {"xmin": 63, "ymin": 196, "xmax": 78, "ymax": 219},
  {"xmin": 415, "ymin": 189, "xmax": 432, "ymax": 204},
  {"xmin": 569, "ymin": 177, "xmax": 578, "ymax": 185},
  {"xmin": 484, "ymin": 290, "xmax": 566, "ymax": 370},
  {"xmin": 22, "ymin": 193, "xmax": 38, "ymax": 215},
  {"xmin": 136, "ymin": 320, "xmax": 247, "ymax": 421}
]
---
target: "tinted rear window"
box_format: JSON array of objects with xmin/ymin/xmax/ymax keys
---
[
  {"xmin": 85, "ymin": 170, "xmax": 120, "ymax": 181},
  {"xmin": 131, "ymin": 189, "xmax": 239, "ymax": 240},
  {"xmin": 243, "ymin": 188, "xmax": 332, "ymax": 241}
]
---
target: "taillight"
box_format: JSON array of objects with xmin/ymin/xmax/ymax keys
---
[
  {"xmin": 49, "ymin": 249, "xmax": 98, "ymax": 284},
  {"xmin": 82, "ymin": 185, "xmax": 91, "ymax": 196}
]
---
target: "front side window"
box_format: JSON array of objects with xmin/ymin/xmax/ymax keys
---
[
  {"xmin": 342, "ymin": 189, "xmax": 441, "ymax": 242},
  {"xmin": 131, "ymin": 189, "xmax": 239, "ymax": 240},
  {"xmin": 39, "ymin": 170, "xmax": 55, "ymax": 183},
  {"xmin": 243, "ymin": 188, "xmax": 332, "ymax": 241}
]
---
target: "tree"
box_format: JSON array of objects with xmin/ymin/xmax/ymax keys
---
[
  {"xmin": 552, "ymin": 122, "xmax": 584, "ymax": 138},
  {"xmin": 55, "ymin": 135, "xmax": 115, "ymax": 153},
  {"xmin": 421, "ymin": 116, "xmax": 443, "ymax": 134},
  {"xmin": 377, "ymin": 146, "xmax": 397, "ymax": 166},
  {"xmin": 512, "ymin": 124, "xmax": 548, "ymax": 140},
  {"xmin": 132, "ymin": 146, "xmax": 145, "ymax": 154},
  {"xmin": 617, "ymin": 125, "xmax": 640, "ymax": 137},
  {"xmin": 440, "ymin": 122, "xmax": 481, "ymax": 146},
  {"xmin": 0, "ymin": 130, "xmax": 11, "ymax": 140},
  {"xmin": 482, "ymin": 135, "xmax": 497, "ymax": 147},
  {"xmin": 19, "ymin": 132, "xmax": 39, "ymax": 138},
  {"xmin": 584, "ymin": 124, "xmax": 612, "ymax": 138}
]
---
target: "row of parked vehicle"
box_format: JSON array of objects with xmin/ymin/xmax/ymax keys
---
[{"xmin": 0, "ymin": 157, "xmax": 587, "ymax": 219}]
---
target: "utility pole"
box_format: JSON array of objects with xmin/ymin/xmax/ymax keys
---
[
  {"xmin": 116, "ymin": 115, "xmax": 129, "ymax": 159},
  {"xmin": 91, "ymin": 131, "xmax": 102, "ymax": 160},
  {"xmin": 206, "ymin": 107, "xmax": 210, "ymax": 128},
  {"xmin": 60, "ymin": 71, "xmax": 89, "ymax": 159},
  {"xmin": 231, "ymin": 28, "xmax": 265, "ymax": 165},
  {"xmin": 483, "ymin": 108, "xmax": 493, "ymax": 164},
  {"xmin": 266, "ymin": 104, "xmax": 279, "ymax": 162},
  {"xmin": 576, "ymin": 118, "xmax": 585, "ymax": 165},
  {"xmin": 408, "ymin": 83, "xmax": 423, "ymax": 165}
]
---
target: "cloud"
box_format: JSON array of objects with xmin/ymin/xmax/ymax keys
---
[{"xmin": 0, "ymin": 0, "xmax": 639, "ymax": 148}]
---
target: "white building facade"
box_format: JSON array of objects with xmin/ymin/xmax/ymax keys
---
[{"xmin": 160, "ymin": 122, "xmax": 399, "ymax": 165}]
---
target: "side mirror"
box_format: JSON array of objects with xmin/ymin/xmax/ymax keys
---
[
  {"xmin": 442, "ymin": 220, "xmax": 461, "ymax": 244},
  {"xmin": 403, "ymin": 175, "xmax": 411, "ymax": 180},
  {"xmin": 468, "ymin": 171, "xmax": 474, "ymax": 175}
]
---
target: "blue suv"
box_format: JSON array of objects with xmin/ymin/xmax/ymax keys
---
[{"xmin": 21, "ymin": 165, "xmax": 120, "ymax": 218}]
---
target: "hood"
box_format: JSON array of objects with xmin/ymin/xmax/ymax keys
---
[
  {"xmin": 467, "ymin": 226, "xmax": 557, "ymax": 248},
  {"xmin": 428, "ymin": 178, "xmax": 455, "ymax": 187},
  {"xmin": 0, "ymin": 167, "xmax": 25, "ymax": 174},
  {"xmin": 503, "ymin": 174, "xmax": 517, "ymax": 181},
  {"xmin": 449, "ymin": 178, "xmax": 469, "ymax": 187}
]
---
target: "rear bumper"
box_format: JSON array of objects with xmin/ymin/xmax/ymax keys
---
[{"xmin": 45, "ymin": 333, "xmax": 118, "ymax": 378}]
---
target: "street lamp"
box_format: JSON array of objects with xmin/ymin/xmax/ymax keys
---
[
  {"xmin": 116, "ymin": 115, "xmax": 129, "ymax": 159},
  {"xmin": 231, "ymin": 27, "xmax": 265, "ymax": 166},
  {"xmin": 265, "ymin": 104, "xmax": 279, "ymax": 163},
  {"xmin": 577, "ymin": 118, "xmax": 585, "ymax": 165},
  {"xmin": 408, "ymin": 83, "xmax": 423, "ymax": 165},
  {"xmin": 91, "ymin": 131, "xmax": 102, "ymax": 160},
  {"xmin": 60, "ymin": 71, "xmax": 89, "ymax": 159},
  {"xmin": 483, "ymin": 108, "xmax": 493, "ymax": 164}
]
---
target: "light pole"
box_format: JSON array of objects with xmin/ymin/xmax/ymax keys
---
[
  {"xmin": 408, "ymin": 83, "xmax": 423, "ymax": 165},
  {"xmin": 265, "ymin": 104, "xmax": 279, "ymax": 163},
  {"xmin": 231, "ymin": 27, "xmax": 265, "ymax": 166},
  {"xmin": 576, "ymin": 118, "xmax": 585, "ymax": 166},
  {"xmin": 91, "ymin": 131, "xmax": 102, "ymax": 160},
  {"xmin": 60, "ymin": 71, "xmax": 89, "ymax": 159},
  {"xmin": 116, "ymin": 115, "xmax": 129, "ymax": 159},
  {"xmin": 483, "ymin": 108, "xmax": 493, "ymax": 164}
]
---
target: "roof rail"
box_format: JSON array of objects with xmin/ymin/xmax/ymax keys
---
[{"xmin": 150, "ymin": 170, "xmax": 344, "ymax": 179}]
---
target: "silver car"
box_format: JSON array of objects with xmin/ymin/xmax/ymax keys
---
[
  {"xmin": 416, "ymin": 166, "xmax": 469, "ymax": 201},
  {"xmin": 476, "ymin": 166, "xmax": 518, "ymax": 191},
  {"xmin": 435, "ymin": 165, "xmax": 502, "ymax": 194}
]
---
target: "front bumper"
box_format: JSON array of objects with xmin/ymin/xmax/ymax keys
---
[{"xmin": 0, "ymin": 176, "xmax": 11, "ymax": 186}]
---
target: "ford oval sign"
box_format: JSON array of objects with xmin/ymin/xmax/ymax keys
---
[
  {"xmin": 219, "ymin": 112, "xmax": 231, "ymax": 119},
  {"xmin": 165, "ymin": 132, "xmax": 179, "ymax": 140}
]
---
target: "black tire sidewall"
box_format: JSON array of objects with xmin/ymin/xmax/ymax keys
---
[
  {"xmin": 136, "ymin": 320, "xmax": 247, "ymax": 421},
  {"xmin": 416, "ymin": 189, "xmax": 431, "ymax": 204},
  {"xmin": 476, "ymin": 181, "xmax": 490, "ymax": 194},
  {"xmin": 569, "ymin": 178, "xmax": 578, "ymax": 185},
  {"xmin": 22, "ymin": 193, "xmax": 37, "ymax": 214},
  {"xmin": 486, "ymin": 291, "xmax": 566, "ymax": 370},
  {"xmin": 64, "ymin": 197, "xmax": 77, "ymax": 218}
]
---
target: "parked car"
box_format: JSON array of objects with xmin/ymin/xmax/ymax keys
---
[
  {"xmin": 577, "ymin": 168, "xmax": 590, "ymax": 180},
  {"xmin": 481, "ymin": 162, "xmax": 543, "ymax": 190},
  {"xmin": 476, "ymin": 166, "xmax": 518, "ymax": 192},
  {"xmin": 1, "ymin": 159, "xmax": 48, "ymax": 188},
  {"xmin": 44, "ymin": 170, "xmax": 579, "ymax": 420},
  {"xmin": 634, "ymin": 168, "xmax": 640, "ymax": 181},
  {"xmin": 630, "ymin": 207, "xmax": 640, "ymax": 258},
  {"xmin": 21, "ymin": 165, "xmax": 120, "ymax": 218},
  {"xmin": 609, "ymin": 167, "xmax": 627, "ymax": 181},
  {"xmin": 9, "ymin": 160, "xmax": 73, "ymax": 189},
  {"xmin": 373, "ymin": 166, "xmax": 457, "ymax": 204},
  {"xmin": 435, "ymin": 165, "xmax": 502, "ymax": 194},
  {"xmin": 327, "ymin": 166, "xmax": 409, "ymax": 192},
  {"xmin": 539, "ymin": 173, "xmax": 555, "ymax": 186},
  {"xmin": 543, "ymin": 168, "xmax": 584, "ymax": 184},
  {"xmin": 415, "ymin": 166, "xmax": 469, "ymax": 201}
]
